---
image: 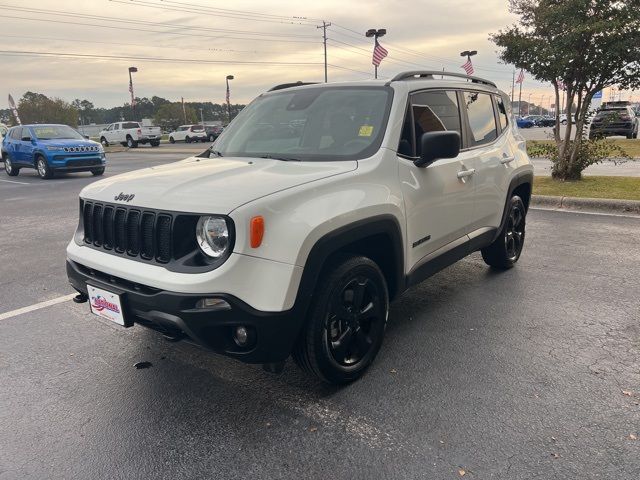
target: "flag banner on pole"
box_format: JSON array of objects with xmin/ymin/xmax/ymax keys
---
[
  {"xmin": 8, "ymin": 94, "xmax": 21, "ymax": 125},
  {"xmin": 461, "ymin": 59, "xmax": 474, "ymax": 75},
  {"xmin": 129, "ymin": 79, "xmax": 136, "ymax": 106},
  {"xmin": 372, "ymin": 39, "xmax": 388, "ymax": 67},
  {"xmin": 516, "ymin": 69, "xmax": 525, "ymax": 84}
]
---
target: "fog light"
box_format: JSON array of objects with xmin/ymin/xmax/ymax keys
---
[
  {"xmin": 234, "ymin": 326, "xmax": 249, "ymax": 346},
  {"xmin": 195, "ymin": 297, "xmax": 231, "ymax": 311}
]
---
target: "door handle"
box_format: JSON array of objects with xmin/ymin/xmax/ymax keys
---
[
  {"xmin": 457, "ymin": 168, "xmax": 476, "ymax": 179},
  {"xmin": 500, "ymin": 156, "xmax": 515, "ymax": 164}
]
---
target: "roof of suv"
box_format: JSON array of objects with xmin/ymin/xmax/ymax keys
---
[{"xmin": 266, "ymin": 71, "xmax": 503, "ymax": 96}]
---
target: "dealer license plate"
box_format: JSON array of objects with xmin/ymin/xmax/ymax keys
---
[{"xmin": 87, "ymin": 285, "xmax": 125, "ymax": 326}]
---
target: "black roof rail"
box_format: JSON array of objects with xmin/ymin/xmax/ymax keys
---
[
  {"xmin": 386, "ymin": 71, "xmax": 496, "ymax": 88},
  {"xmin": 268, "ymin": 81, "xmax": 318, "ymax": 92}
]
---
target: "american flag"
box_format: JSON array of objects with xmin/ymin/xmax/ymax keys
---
[
  {"xmin": 129, "ymin": 79, "xmax": 136, "ymax": 106},
  {"xmin": 461, "ymin": 58, "xmax": 474, "ymax": 75},
  {"xmin": 516, "ymin": 69, "xmax": 525, "ymax": 84},
  {"xmin": 372, "ymin": 39, "xmax": 388, "ymax": 67}
]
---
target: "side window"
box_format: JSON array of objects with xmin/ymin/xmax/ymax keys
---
[
  {"xmin": 496, "ymin": 96, "xmax": 509, "ymax": 131},
  {"xmin": 20, "ymin": 128, "xmax": 31, "ymax": 141},
  {"xmin": 462, "ymin": 92, "xmax": 498, "ymax": 147},
  {"xmin": 106, "ymin": 124, "xmax": 112, "ymax": 131},
  {"xmin": 113, "ymin": 124, "xmax": 120, "ymax": 131},
  {"xmin": 10, "ymin": 128, "xmax": 22, "ymax": 140},
  {"xmin": 407, "ymin": 90, "xmax": 461, "ymax": 157}
]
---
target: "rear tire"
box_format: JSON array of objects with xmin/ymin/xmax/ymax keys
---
[
  {"xmin": 5, "ymin": 156, "xmax": 19, "ymax": 176},
  {"xmin": 481, "ymin": 195, "xmax": 526, "ymax": 270},
  {"xmin": 36, "ymin": 155, "xmax": 54, "ymax": 179},
  {"xmin": 91, "ymin": 167, "xmax": 105, "ymax": 176},
  {"xmin": 185, "ymin": 136, "xmax": 191, "ymax": 143},
  {"xmin": 293, "ymin": 255, "xmax": 389, "ymax": 384},
  {"xmin": 126, "ymin": 136, "xmax": 138, "ymax": 148},
  {"xmin": 208, "ymin": 134, "xmax": 215, "ymax": 142}
]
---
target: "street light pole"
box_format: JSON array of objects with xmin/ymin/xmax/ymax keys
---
[
  {"xmin": 226, "ymin": 75, "xmax": 234, "ymax": 124},
  {"xmin": 460, "ymin": 50, "xmax": 478, "ymax": 64},
  {"xmin": 128, "ymin": 66, "xmax": 138, "ymax": 120},
  {"xmin": 199, "ymin": 107, "xmax": 204, "ymax": 129},
  {"xmin": 527, "ymin": 93, "xmax": 532, "ymax": 115},
  {"xmin": 365, "ymin": 28, "xmax": 386, "ymax": 79}
]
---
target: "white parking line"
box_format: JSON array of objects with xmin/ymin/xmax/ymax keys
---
[
  {"xmin": 0, "ymin": 178, "xmax": 30, "ymax": 185},
  {"xmin": 0, "ymin": 294, "xmax": 76, "ymax": 321}
]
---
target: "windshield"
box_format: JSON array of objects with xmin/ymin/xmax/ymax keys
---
[
  {"xmin": 210, "ymin": 86, "xmax": 392, "ymax": 161},
  {"xmin": 32, "ymin": 125, "xmax": 84, "ymax": 140}
]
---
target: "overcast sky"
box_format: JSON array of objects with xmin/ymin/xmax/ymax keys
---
[{"xmin": 0, "ymin": 0, "xmax": 594, "ymax": 111}]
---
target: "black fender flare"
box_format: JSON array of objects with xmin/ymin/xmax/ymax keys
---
[
  {"xmin": 290, "ymin": 214, "xmax": 405, "ymax": 327},
  {"xmin": 493, "ymin": 170, "xmax": 534, "ymax": 242}
]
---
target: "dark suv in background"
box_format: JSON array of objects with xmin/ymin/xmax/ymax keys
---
[{"xmin": 589, "ymin": 103, "xmax": 639, "ymax": 139}]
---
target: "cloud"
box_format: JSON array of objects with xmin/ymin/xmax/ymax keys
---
[{"xmin": 0, "ymin": 0, "xmax": 554, "ymax": 109}]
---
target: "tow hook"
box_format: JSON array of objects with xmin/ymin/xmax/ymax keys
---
[
  {"xmin": 262, "ymin": 362, "xmax": 285, "ymax": 374},
  {"xmin": 73, "ymin": 293, "xmax": 88, "ymax": 304}
]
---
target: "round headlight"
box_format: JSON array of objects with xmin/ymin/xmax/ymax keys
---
[{"xmin": 196, "ymin": 216, "xmax": 230, "ymax": 258}]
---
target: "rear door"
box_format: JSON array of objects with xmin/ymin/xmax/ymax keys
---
[
  {"xmin": 461, "ymin": 91, "xmax": 513, "ymax": 233},
  {"xmin": 5, "ymin": 128, "xmax": 20, "ymax": 162},
  {"xmin": 397, "ymin": 89, "xmax": 475, "ymax": 272}
]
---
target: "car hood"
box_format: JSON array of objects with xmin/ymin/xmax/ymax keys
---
[
  {"xmin": 39, "ymin": 139, "xmax": 100, "ymax": 148},
  {"xmin": 80, "ymin": 156, "xmax": 358, "ymax": 214}
]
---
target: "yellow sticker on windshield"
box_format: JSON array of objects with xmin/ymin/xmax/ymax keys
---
[{"xmin": 358, "ymin": 125, "xmax": 374, "ymax": 137}]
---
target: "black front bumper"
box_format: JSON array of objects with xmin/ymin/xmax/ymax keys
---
[{"xmin": 66, "ymin": 259, "xmax": 303, "ymax": 363}]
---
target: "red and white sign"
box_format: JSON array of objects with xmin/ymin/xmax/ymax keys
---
[{"xmin": 87, "ymin": 285, "xmax": 125, "ymax": 326}]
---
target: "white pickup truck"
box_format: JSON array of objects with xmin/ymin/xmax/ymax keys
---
[{"xmin": 99, "ymin": 121, "xmax": 162, "ymax": 148}]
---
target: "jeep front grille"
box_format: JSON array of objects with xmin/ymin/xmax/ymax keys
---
[{"xmin": 82, "ymin": 200, "xmax": 173, "ymax": 263}]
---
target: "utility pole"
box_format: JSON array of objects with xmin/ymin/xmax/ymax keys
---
[
  {"xmin": 181, "ymin": 97, "xmax": 186, "ymax": 124},
  {"xmin": 317, "ymin": 20, "xmax": 331, "ymax": 83},
  {"xmin": 200, "ymin": 107, "xmax": 204, "ymax": 129},
  {"xmin": 226, "ymin": 75, "xmax": 234, "ymax": 124}
]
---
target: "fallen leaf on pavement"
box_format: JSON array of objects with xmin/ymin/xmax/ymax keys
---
[
  {"xmin": 309, "ymin": 426, "xmax": 318, "ymax": 432},
  {"xmin": 390, "ymin": 369, "xmax": 397, "ymax": 374},
  {"xmin": 551, "ymin": 453, "xmax": 560, "ymax": 458},
  {"xmin": 458, "ymin": 468, "xmax": 466, "ymax": 476},
  {"xmin": 622, "ymin": 390, "xmax": 633, "ymax": 396},
  {"xmin": 629, "ymin": 434, "xmax": 637, "ymax": 440}
]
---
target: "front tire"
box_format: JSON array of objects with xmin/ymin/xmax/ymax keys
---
[
  {"xmin": 185, "ymin": 136, "xmax": 191, "ymax": 143},
  {"xmin": 100, "ymin": 137, "xmax": 109, "ymax": 147},
  {"xmin": 91, "ymin": 167, "xmax": 105, "ymax": 176},
  {"xmin": 5, "ymin": 156, "xmax": 19, "ymax": 176},
  {"xmin": 293, "ymin": 255, "xmax": 389, "ymax": 384},
  {"xmin": 36, "ymin": 155, "xmax": 54, "ymax": 179},
  {"xmin": 481, "ymin": 195, "xmax": 526, "ymax": 269},
  {"xmin": 150, "ymin": 140, "xmax": 160, "ymax": 147},
  {"xmin": 169, "ymin": 136, "xmax": 175, "ymax": 144}
]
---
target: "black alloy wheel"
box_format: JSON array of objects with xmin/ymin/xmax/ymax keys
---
[
  {"xmin": 293, "ymin": 255, "xmax": 389, "ymax": 384},
  {"xmin": 481, "ymin": 195, "xmax": 527, "ymax": 269}
]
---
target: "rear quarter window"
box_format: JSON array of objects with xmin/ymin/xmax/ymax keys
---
[{"xmin": 462, "ymin": 92, "xmax": 498, "ymax": 147}]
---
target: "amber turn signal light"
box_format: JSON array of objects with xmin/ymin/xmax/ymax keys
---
[{"xmin": 250, "ymin": 216, "xmax": 264, "ymax": 248}]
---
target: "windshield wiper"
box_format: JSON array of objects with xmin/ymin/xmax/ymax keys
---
[
  {"xmin": 209, "ymin": 150, "xmax": 223, "ymax": 157},
  {"xmin": 259, "ymin": 154, "xmax": 300, "ymax": 162}
]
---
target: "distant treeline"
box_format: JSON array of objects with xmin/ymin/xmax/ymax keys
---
[{"xmin": 0, "ymin": 92, "xmax": 246, "ymax": 129}]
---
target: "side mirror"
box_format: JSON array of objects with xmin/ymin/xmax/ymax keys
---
[
  {"xmin": 84, "ymin": 135, "xmax": 90, "ymax": 140},
  {"xmin": 21, "ymin": 136, "xmax": 31, "ymax": 142},
  {"xmin": 414, "ymin": 131, "xmax": 461, "ymax": 168}
]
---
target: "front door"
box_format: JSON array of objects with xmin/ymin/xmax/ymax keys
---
[{"xmin": 397, "ymin": 89, "xmax": 475, "ymax": 273}]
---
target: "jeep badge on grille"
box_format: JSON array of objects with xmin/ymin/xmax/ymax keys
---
[{"xmin": 114, "ymin": 192, "xmax": 135, "ymax": 202}]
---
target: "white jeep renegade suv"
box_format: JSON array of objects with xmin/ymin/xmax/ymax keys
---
[{"xmin": 67, "ymin": 71, "xmax": 533, "ymax": 384}]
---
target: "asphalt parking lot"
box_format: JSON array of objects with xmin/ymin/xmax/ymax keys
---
[{"xmin": 1, "ymin": 152, "xmax": 639, "ymax": 479}]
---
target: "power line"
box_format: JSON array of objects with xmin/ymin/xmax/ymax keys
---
[
  {"xmin": 0, "ymin": 49, "xmax": 326, "ymax": 66},
  {"xmin": 109, "ymin": 0, "xmax": 319, "ymax": 26},
  {"xmin": 0, "ymin": 4, "xmax": 318, "ymax": 39},
  {"xmin": 1, "ymin": 14, "xmax": 320, "ymax": 44}
]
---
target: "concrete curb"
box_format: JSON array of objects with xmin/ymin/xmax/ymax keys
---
[{"xmin": 531, "ymin": 194, "xmax": 640, "ymax": 215}]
